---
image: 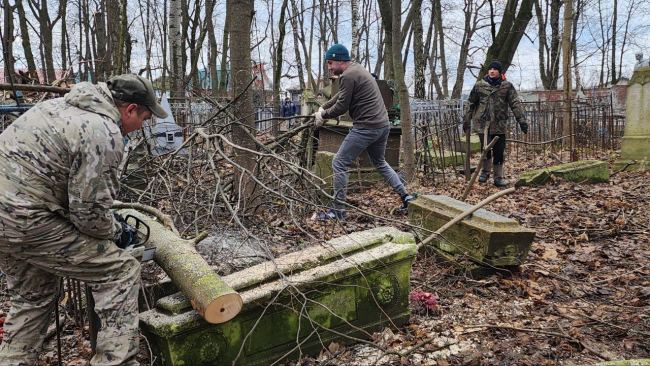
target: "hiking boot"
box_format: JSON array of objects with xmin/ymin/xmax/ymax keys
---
[
  {"xmin": 399, "ymin": 195, "xmax": 415, "ymax": 211},
  {"xmin": 478, "ymin": 159, "xmax": 491, "ymax": 183},
  {"xmin": 493, "ymin": 164, "xmax": 508, "ymax": 187},
  {"xmin": 315, "ymin": 209, "xmax": 347, "ymax": 221}
]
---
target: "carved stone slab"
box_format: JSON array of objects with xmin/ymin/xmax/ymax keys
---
[
  {"xmin": 408, "ymin": 195, "xmax": 535, "ymax": 266},
  {"xmin": 140, "ymin": 227, "xmax": 417, "ymax": 366}
]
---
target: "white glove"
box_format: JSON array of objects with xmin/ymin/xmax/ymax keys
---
[
  {"xmin": 313, "ymin": 111, "xmax": 325, "ymax": 127},
  {"xmin": 318, "ymin": 106, "xmax": 325, "ymax": 114}
]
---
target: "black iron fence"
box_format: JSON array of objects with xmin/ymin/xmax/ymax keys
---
[{"xmin": 410, "ymin": 95, "xmax": 625, "ymax": 178}]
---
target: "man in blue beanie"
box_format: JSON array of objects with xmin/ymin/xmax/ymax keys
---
[
  {"xmin": 462, "ymin": 60, "xmax": 528, "ymax": 187},
  {"xmin": 312, "ymin": 44, "xmax": 414, "ymax": 220}
]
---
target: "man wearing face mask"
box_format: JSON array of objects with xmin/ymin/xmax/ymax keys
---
[
  {"xmin": 463, "ymin": 60, "xmax": 528, "ymax": 187},
  {"xmin": 0, "ymin": 74, "xmax": 167, "ymax": 365}
]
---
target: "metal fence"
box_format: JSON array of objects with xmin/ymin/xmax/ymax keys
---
[
  {"xmin": 168, "ymin": 102, "xmax": 281, "ymax": 135},
  {"xmin": 410, "ymin": 94, "xmax": 625, "ymax": 176}
]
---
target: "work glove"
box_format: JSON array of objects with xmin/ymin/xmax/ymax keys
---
[
  {"xmin": 116, "ymin": 221, "xmax": 138, "ymax": 249},
  {"xmin": 520, "ymin": 122, "xmax": 528, "ymax": 134},
  {"xmin": 113, "ymin": 212, "xmax": 126, "ymax": 223},
  {"xmin": 313, "ymin": 111, "xmax": 325, "ymax": 127},
  {"xmin": 318, "ymin": 106, "xmax": 325, "ymax": 114}
]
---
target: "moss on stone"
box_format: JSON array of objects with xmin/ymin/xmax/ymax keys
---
[
  {"xmin": 140, "ymin": 228, "xmax": 417, "ymax": 365},
  {"xmin": 516, "ymin": 160, "xmax": 609, "ymax": 187}
]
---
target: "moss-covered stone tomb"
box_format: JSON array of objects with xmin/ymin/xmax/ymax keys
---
[{"xmin": 140, "ymin": 227, "xmax": 417, "ymax": 365}]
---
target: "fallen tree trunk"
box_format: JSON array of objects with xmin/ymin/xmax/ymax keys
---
[{"xmin": 118, "ymin": 208, "xmax": 242, "ymax": 324}]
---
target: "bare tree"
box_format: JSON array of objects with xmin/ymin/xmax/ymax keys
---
[
  {"xmin": 27, "ymin": 0, "xmax": 66, "ymax": 82},
  {"xmin": 432, "ymin": 0, "xmax": 448, "ymax": 97},
  {"xmin": 351, "ymin": 0, "xmax": 359, "ymax": 61},
  {"xmin": 15, "ymin": 0, "xmax": 38, "ymax": 82},
  {"xmin": 288, "ymin": 0, "xmax": 306, "ymax": 90},
  {"xmin": 230, "ymin": 0, "xmax": 258, "ymax": 204},
  {"xmin": 413, "ymin": 6, "xmax": 426, "ymax": 99},
  {"xmin": 2, "ymin": 0, "xmax": 16, "ymax": 83},
  {"xmin": 272, "ymin": 0, "xmax": 289, "ymax": 133},
  {"xmin": 377, "ymin": 0, "xmax": 393, "ymax": 80},
  {"xmin": 562, "ymin": 0, "xmax": 572, "ymax": 141},
  {"xmin": 169, "ymin": 0, "xmax": 184, "ymax": 98},
  {"xmin": 534, "ymin": 0, "xmax": 562, "ymax": 90},
  {"xmin": 451, "ymin": 0, "xmax": 488, "ymax": 99},
  {"xmin": 479, "ymin": 0, "xmax": 534, "ymax": 76}
]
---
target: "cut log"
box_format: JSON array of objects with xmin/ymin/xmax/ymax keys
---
[{"xmin": 118, "ymin": 209, "xmax": 242, "ymax": 324}]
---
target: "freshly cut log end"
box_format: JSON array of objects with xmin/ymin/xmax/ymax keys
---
[
  {"xmin": 117, "ymin": 208, "xmax": 243, "ymax": 324},
  {"xmin": 203, "ymin": 293, "xmax": 244, "ymax": 324}
]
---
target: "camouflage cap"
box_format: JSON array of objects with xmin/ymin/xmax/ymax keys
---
[{"xmin": 107, "ymin": 74, "xmax": 168, "ymax": 119}]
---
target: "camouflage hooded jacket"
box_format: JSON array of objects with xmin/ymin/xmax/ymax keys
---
[
  {"xmin": 463, "ymin": 76, "xmax": 526, "ymax": 134},
  {"xmin": 0, "ymin": 82, "xmax": 124, "ymax": 242}
]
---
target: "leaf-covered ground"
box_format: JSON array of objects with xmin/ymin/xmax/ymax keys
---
[
  {"xmin": 289, "ymin": 154, "xmax": 650, "ymax": 366},
  {"xmin": 1, "ymin": 153, "xmax": 648, "ymax": 365}
]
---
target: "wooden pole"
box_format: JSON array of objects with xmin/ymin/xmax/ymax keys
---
[
  {"xmin": 118, "ymin": 209, "xmax": 242, "ymax": 324},
  {"xmin": 460, "ymin": 136, "xmax": 500, "ymax": 201}
]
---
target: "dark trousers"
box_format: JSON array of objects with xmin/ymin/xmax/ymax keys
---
[{"xmin": 478, "ymin": 133, "xmax": 506, "ymax": 165}]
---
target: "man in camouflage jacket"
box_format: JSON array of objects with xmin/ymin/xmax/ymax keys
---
[
  {"xmin": 0, "ymin": 74, "xmax": 167, "ymax": 365},
  {"xmin": 463, "ymin": 60, "xmax": 528, "ymax": 186}
]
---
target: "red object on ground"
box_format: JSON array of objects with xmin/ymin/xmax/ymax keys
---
[{"xmin": 0, "ymin": 316, "xmax": 5, "ymax": 342}]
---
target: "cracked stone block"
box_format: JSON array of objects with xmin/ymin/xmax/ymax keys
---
[{"xmin": 408, "ymin": 195, "xmax": 535, "ymax": 267}]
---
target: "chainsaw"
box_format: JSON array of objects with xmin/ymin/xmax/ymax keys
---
[{"xmin": 116, "ymin": 213, "xmax": 155, "ymax": 262}]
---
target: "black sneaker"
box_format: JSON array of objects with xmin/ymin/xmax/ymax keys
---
[
  {"xmin": 315, "ymin": 209, "xmax": 347, "ymax": 221},
  {"xmin": 399, "ymin": 195, "xmax": 415, "ymax": 211}
]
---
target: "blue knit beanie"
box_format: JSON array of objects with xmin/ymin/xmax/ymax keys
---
[{"xmin": 325, "ymin": 44, "xmax": 351, "ymax": 61}]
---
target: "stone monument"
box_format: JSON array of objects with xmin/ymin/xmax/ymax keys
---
[
  {"xmin": 614, "ymin": 52, "xmax": 650, "ymax": 171},
  {"xmin": 140, "ymin": 227, "xmax": 417, "ymax": 366}
]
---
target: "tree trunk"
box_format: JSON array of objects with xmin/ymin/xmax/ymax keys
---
[
  {"xmin": 433, "ymin": 0, "xmax": 448, "ymax": 97},
  {"xmin": 290, "ymin": 0, "xmax": 317, "ymax": 92},
  {"xmin": 288, "ymin": 0, "xmax": 306, "ymax": 90},
  {"xmin": 169, "ymin": 0, "xmax": 184, "ymax": 99},
  {"xmin": 2, "ymin": 0, "xmax": 16, "ymax": 83},
  {"xmin": 273, "ymin": 0, "xmax": 289, "ymax": 134},
  {"xmin": 562, "ymin": 0, "xmax": 573, "ymax": 146},
  {"xmin": 390, "ymin": 0, "xmax": 415, "ymax": 183},
  {"xmin": 116, "ymin": 0, "xmax": 127, "ymax": 74},
  {"xmin": 534, "ymin": 0, "xmax": 561, "ymax": 90},
  {"xmin": 351, "ymin": 0, "xmax": 359, "ymax": 61},
  {"xmin": 452, "ymin": 0, "xmax": 485, "ymax": 99},
  {"xmin": 377, "ymin": 0, "xmax": 393, "ymax": 80},
  {"xmin": 230, "ymin": 0, "xmax": 258, "ymax": 205},
  {"xmin": 207, "ymin": 0, "xmax": 219, "ymax": 97},
  {"xmin": 94, "ymin": 5, "xmax": 108, "ymax": 80},
  {"xmin": 479, "ymin": 0, "xmax": 534, "ymax": 76},
  {"xmin": 118, "ymin": 209, "xmax": 242, "ymax": 324},
  {"xmin": 187, "ymin": 0, "xmax": 215, "ymax": 89},
  {"xmin": 413, "ymin": 8, "xmax": 426, "ymax": 99},
  {"xmin": 59, "ymin": 0, "xmax": 67, "ymax": 74},
  {"xmin": 219, "ymin": 0, "xmax": 230, "ymax": 95},
  {"xmin": 610, "ymin": 0, "xmax": 617, "ymax": 85},
  {"xmin": 15, "ymin": 0, "xmax": 38, "ymax": 82},
  {"xmin": 107, "ymin": 0, "xmax": 120, "ymax": 74}
]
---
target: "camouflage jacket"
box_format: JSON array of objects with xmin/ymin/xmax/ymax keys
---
[
  {"xmin": 463, "ymin": 77, "xmax": 527, "ymax": 134},
  {"xmin": 0, "ymin": 82, "xmax": 124, "ymax": 242}
]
